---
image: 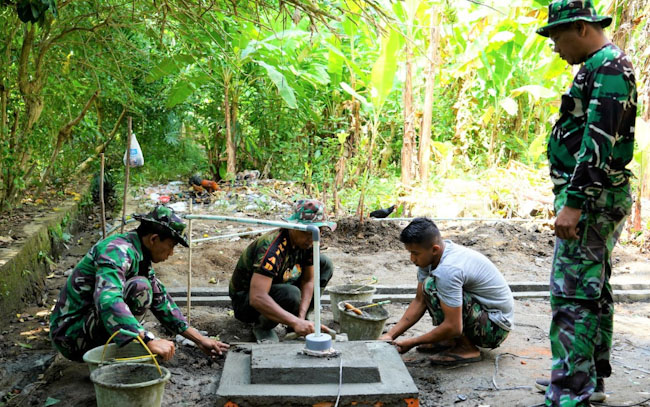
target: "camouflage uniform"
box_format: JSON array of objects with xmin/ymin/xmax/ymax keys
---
[
  {"xmin": 537, "ymin": 2, "xmax": 637, "ymax": 405},
  {"xmin": 422, "ymin": 277, "xmax": 509, "ymax": 349},
  {"xmin": 50, "ymin": 207, "xmax": 190, "ymax": 361},
  {"xmin": 229, "ymin": 199, "xmax": 336, "ymax": 327}
]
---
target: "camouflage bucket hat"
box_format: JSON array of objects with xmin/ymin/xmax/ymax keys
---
[
  {"xmin": 284, "ymin": 199, "xmax": 337, "ymax": 231},
  {"xmin": 133, "ymin": 205, "xmax": 189, "ymax": 247},
  {"xmin": 536, "ymin": 0, "xmax": 612, "ymax": 37}
]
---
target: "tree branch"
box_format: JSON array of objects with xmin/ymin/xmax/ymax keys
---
[
  {"xmin": 74, "ymin": 106, "xmax": 127, "ymax": 175},
  {"xmin": 37, "ymin": 90, "xmax": 100, "ymax": 188}
]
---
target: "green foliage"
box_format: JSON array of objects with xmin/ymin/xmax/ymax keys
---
[{"xmin": 0, "ymin": 0, "xmax": 648, "ymax": 222}]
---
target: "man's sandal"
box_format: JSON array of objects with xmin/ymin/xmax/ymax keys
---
[
  {"xmin": 429, "ymin": 350, "xmax": 482, "ymax": 366},
  {"xmin": 415, "ymin": 343, "xmax": 452, "ymax": 354}
]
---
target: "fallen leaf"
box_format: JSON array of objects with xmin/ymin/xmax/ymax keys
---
[
  {"xmin": 208, "ymin": 277, "xmax": 217, "ymax": 284},
  {"xmin": 16, "ymin": 342, "xmax": 33, "ymax": 349}
]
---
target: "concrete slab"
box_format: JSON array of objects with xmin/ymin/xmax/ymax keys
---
[
  {"xmin": 250, "ymin": 342, "xmax": 379, "ymax": 385},
  {"xmin": 216, "ymin": 341, "xmax": 419, "ymax": 407}
]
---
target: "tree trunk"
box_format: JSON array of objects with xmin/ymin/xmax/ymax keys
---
[
  {"xmin": 357, "ymin": 118, "xmax": 380, "ymax": 223},
  {"xmin": 401, "ymin": 42, "xmax": 415, "ymax": 186},
  {"xmin": 224, "ymin": 76, "xmax": 236, "ymax": 177},
  {"xmin": 418, "ymin": 8, "xmax": 439, "ymax": 183},
  {"xmin": 0, "ymin": 86, "xmax": 6, "ymax": 139},
  {"xmin": 305, "ymin": 122, "xmax": 313, "ymax": 195},
  {"xmin": 208, "ymin": 122, "xmax": 222, "ymax": 181},
  {"xmin": 333, "ymin": 98, "xmax": 360, "ymax": 213},
  {"xmin": 231, "ymin": 85, "xmax": 239, "ymax": 170},
  {"xmin": 1, "ymin": 22, "xmax": 19, "ymax": 140}
]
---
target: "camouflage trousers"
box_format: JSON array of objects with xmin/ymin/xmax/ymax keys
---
[
  {"xmin": 546, "ymin": 186, "xmax": 631, "ymax": 407},
  {"xmin": 51, "ymin": 276, "xmax": 152, "ymax": 361},
  {"xmin": 422, "ymin": 277, "xmax": 509, "ymax": 349}
]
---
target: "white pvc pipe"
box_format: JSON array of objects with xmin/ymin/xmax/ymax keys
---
[
  {"xmin": 312, "ymin": 236, "xmax": 321, "ymax": 336},
  {"xmin": 372, "ymin": 216, "xmax": 548, "ymax": 222},
  {"xmin": 192, "ymin": 227, "xmax": 277, "ymax": 244},
  {"xmin": 184, "ymin": 214, "xmax": 315, "ymax": 231}
]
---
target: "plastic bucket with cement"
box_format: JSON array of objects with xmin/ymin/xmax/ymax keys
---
[
  {"xmin": 328, "ymin": 284, "xmax": 376, "ymax": 322},
  {"xmin": 83, "ymin": 342, "xmax": 155, "ymax": 373},
  {"xmin": 90, "ymin": 362, "xmax": 170, "ymax": 407},
  {"xmin": 337, "ymin": 300, "xmax": 389, "ymax": 340}
]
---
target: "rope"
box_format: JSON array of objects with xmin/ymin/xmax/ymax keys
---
[{"xmin": 334, "ymin": 356, "xmax": 343, "ymax": 407}]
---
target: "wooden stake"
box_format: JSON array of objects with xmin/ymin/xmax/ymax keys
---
[
  {"xmin": 121, "ymin": 117, "xmax": 132, "ymax": 233},
  {"xmin": 100, "ymin": 153, "xmax": 106, "ymax": 239},
  {"xmin": 187, "ymin": 198, "xmax": 193, "ymax": 324}
]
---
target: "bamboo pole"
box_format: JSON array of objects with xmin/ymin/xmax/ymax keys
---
[
  {"xmin": 187, "ymin": 199, "xmax": 193, "ymax": 324},
  {"xmin": 121, "ymin": 117, "xmax": 132, "ymax": 233},
  {"xmin": 99, "ymin": 153, "xmax": 106, "ymax": 239}
]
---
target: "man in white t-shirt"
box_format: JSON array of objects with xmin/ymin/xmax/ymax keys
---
[{"xmin": 380, "ymin": 218, "xmax": 514, "ymax": 365}]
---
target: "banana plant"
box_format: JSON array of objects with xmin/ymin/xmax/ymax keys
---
[
  {"xmin": 339, "ymin": 20, "xmax": 402, "ymax": 219},
  {"xmin": 444, "ymin": 0, "xmax": 572, "ymax": 165},
  {"xmin": 631, "ymin": 118, "xmax": 650, "ymax": 231}
]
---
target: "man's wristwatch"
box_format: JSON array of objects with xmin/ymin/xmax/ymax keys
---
[{"xmin": 143, "ymin": 331, "xmax": 155, "ymax": 344}]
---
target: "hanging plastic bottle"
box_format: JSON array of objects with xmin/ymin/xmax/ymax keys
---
[{"xmin": 123, "ymin": 133, "xmax": 144, "ymax": 167}]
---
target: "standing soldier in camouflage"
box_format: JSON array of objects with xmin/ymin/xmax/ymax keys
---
[
  {"xmin": 229, "ymin": 199, "xmax": 336, "ymax": 343},
  {"xmin": 50, "ymin": 206, "xmax": 229, "ymax": 362},
  {"xmin": 534, "ymin": 1, "xmax": 637, "ymax": 405}
]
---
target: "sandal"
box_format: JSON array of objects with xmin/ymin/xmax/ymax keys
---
[
  {"xmin": 416, "ymin": 343, "xmax": 452, "ymax": 354},
  {"xmin": 429, "ymin": 350, "xmax": 482, "ymax": 366}
]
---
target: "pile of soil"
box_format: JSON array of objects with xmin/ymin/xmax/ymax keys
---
[
  {"xmin": 323, "ymin": 217, "xmax": 404, "ymax": 253},
  {"xmin": 445, "ymin": 221, "xmax": 556, "ymax": 258}
]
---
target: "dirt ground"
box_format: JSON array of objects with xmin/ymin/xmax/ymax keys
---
[{"xmin": 1, "ymin": 203, "xmax": 650, "ymax": 406}]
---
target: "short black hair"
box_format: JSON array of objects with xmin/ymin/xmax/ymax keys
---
[
  {"xmin": 399, "ymin": 217, "xmax": 442, "ymax": 246},
  {"xmin": 136, "ymin": 220, "xmax": 177, "ymax": 244}
]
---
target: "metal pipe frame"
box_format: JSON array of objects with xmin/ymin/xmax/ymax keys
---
[
  {"xmin": 192, "ymin": 227, "xmax": 278, "ymax": 244},
  {"xmin": 372, "ymin": 216, "xmax": 549, "ymax": 222},
  {"xmin": 183, "ymin": 214, "xmax": 324, "ymax": 337}
]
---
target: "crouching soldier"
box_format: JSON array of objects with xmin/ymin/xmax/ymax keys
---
[
  {"xmin": 50, "ymin": 206, "xmax": 229, "ymax": 362},
  {"xmin": 380, "ymin": 218, "xmax": 514, "ymax": 365},
  {"xmin": 229, "ymin": 199, "xmax": 336, "ymax": 343}
]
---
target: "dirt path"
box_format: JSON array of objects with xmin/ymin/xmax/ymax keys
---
[{"xmin": 1, "ymin": 202, "xmax": 649, "ymax": 406}]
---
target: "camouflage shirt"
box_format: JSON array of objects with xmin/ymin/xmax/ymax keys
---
[
  {"xmin": 229, "ymin": 229, "xmax": 314, "ymax": 296},
  {"xmin": 548, "ymin": 43, "xmax": 637, "ymax": 209},
  {"xmin": 50, "ymin": 232, "xmax": 188, "ymax": 346}
]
